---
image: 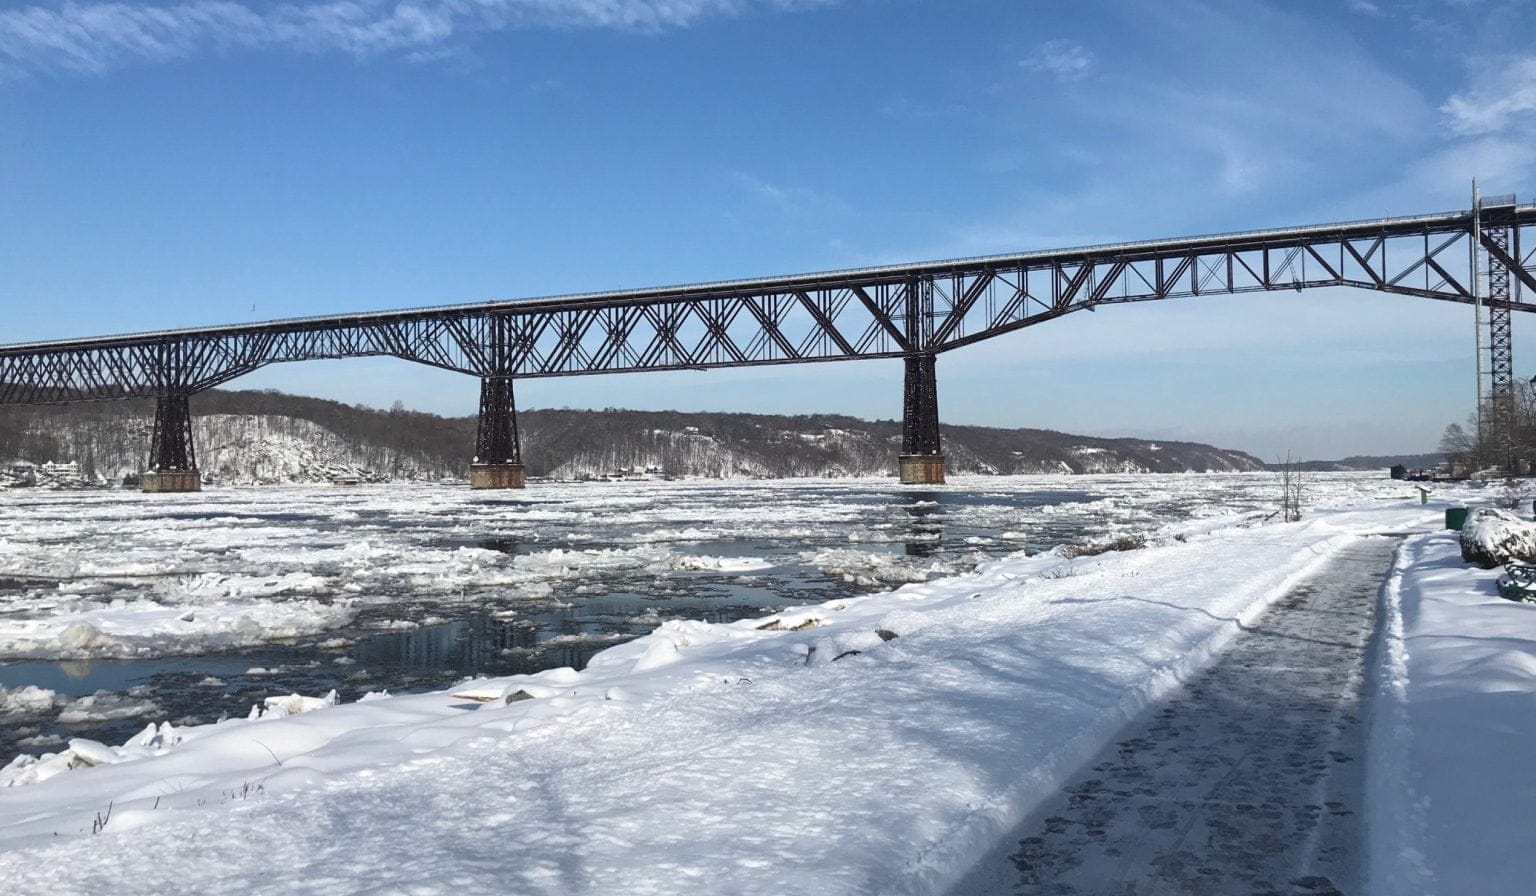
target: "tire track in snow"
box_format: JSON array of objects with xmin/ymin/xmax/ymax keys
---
[{"xmin": 953, "ymin": 537, "xmax": 1397, "ymax": 896}]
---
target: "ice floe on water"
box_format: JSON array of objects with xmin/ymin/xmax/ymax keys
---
[
  {"xmin": 0, "ymin": 474, "xmax": 1416, "ymax": 667},
  {"xmin": 0, "ymin": 685, "xmax": 62, "ymax": 717},
  {"xmin": 802, "ymin": 546, "xmax": 976, "ymax": 586},
  {"xmin": 56, "ymin": 690, "xmax": 161, "ymax": 725},
  {"xmin": 0, "ymin": 593, "xmax": 360, "ymax": 659}
]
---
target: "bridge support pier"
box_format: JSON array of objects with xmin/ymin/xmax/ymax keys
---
[
  {"xmin": 142, "ymin": 393, "xmax": 201, "ymax": 493},
  {"xmin": 1478, "ymin": 196, "xmax": 1522, "ymax": 472},
  {"xmin": 899, "ymin": 353, "xmax": 944, "ymax": 484},
  {"xmin": 469, "ymin": 376, "xmax": 525, "ymax": 489}
]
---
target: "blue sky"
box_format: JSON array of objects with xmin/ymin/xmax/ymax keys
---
[{"xmin": 3, "ymin": 0, "xmax": 1535, "ymax": 460}]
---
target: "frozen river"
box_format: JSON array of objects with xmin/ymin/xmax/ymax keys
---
[{"xmin": 0, "ymin": 474, "xmax": 1354, "ymax": 764}]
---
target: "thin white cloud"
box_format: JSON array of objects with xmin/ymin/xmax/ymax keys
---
[
  {"xmin": 879, "ymin": 94, "xmax": 971, "ymax": 120},
  {"xmin": 1442, "ymin": 56, "xmax": 1536, "ymax": 135},
  {"xmin": 914, "ymin": 0, "xmax": 1433, "ymax": 252},
  {"xmin": 728, "ymin": 170, "xmax": 850, "ymax": 219},
  {"xmin": 1020, "ymin": 38, "xmax": 1093, "ymax": 82},
  {"xmin": 1334, "ymin": 133, "xmax": 1535, "ymax": 216},
  {"xmin": 1208, "ymin": 128, "xmax": 1271, "ymax": 196},
  {"xmin": 1070, "ymin": 0, "xmax": 1428, "ymax": 201},
  {"xmin": 0, "ymin": 0, "xmax": 835, "ymax": 77}
]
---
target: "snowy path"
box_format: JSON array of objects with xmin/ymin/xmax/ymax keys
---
[{"xmin": 951, "ymin": 537, "xmax": 1396, "ymax": 896}]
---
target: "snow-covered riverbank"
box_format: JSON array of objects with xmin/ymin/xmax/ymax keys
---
[
  {"xmin": 1368, "ymin": 527, "xmax": 1536, "ymax": 895},
  {"xmin": 0, "ymin": 477, "xmax": 1530, "ymax": 894}
]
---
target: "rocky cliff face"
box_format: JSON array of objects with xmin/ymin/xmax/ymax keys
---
[
  {"xmin": 0, "ymin": 390, "xmax": 1264, "ymax": 485},
  {"xmin": 195, "ymin": 415, "xmax": 438, "ymax": 484},
  {"xmin": 0, "ymin": 411, "xmax": 453, "ymax": 485},
  {"xmin": 519, "ymin": 410, "xmax": 1264, "ymax": 479}
]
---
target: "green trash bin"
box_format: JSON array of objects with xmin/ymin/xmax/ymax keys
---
[{"xmin": 1446, "ymin": 507, "xmax": 1470, "ymax": 531}]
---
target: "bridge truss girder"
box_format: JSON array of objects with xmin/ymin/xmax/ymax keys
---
[
  {"xmin": 2, "ymin": 205, "xmax": 1535, "ymax": 486},
  {"xmin": 3, "ymin": 207, "xmax": 1533, "ymax": 408}
]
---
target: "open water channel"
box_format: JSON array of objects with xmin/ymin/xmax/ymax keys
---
[{"xmin": 0, "ymin": 474, "xmax": 1297, "ymax": 765}]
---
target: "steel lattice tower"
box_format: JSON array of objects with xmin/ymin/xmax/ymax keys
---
[
  {"xmin": 1487, "ymin": 220, "xmax": 1516, "ymax": 401},
  {"xmin": 149, "ymin": 394, "xmax": 196, "ymax": 472}
]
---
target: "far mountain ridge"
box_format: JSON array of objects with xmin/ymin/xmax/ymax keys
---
[
  {"xmin": 1264, "ymin": 453, "xmax": 1442, "ymax": 473},
  {"xmin": 0, "ymin": 388, "xmax": 1265, "ymax": 484}
]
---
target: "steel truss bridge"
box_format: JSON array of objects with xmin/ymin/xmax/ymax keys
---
[{"xmin": 3, "ymin": 197, "xmax": 1534, "ymax": 489}]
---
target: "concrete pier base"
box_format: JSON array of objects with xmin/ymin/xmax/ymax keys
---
[
  {"xmin": 469, "ymin": 463, "xmax": 526, "ymax": 490},
  {"xmin": 899, "ymin": 455, "xmax": 946, "ymax": 485},
  {"xmin": 141, "ymin": 471, "xmax": 202, "ymax": 493}
]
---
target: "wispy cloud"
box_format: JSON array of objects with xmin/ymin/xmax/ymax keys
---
[
  {"xmin": 1086, "ymin": 1, "xmax": 1427, "ymax": 201},
  {"xmin": 864, "ymin": 0, "xmax": 1441, "ymax": 284},
  {"xmin": 728, "ymin": 170, "xmax": 849, "ymax": 219},
  {"xmin": 1019, "ymin": 38, "xmax": 1093, "ymax": 83},
  {"xmin": 879, "ymin": 94, "xmax": 971, "ymax": 121},
  {"xmin": 0, "ymin": 0, "xmax": 835, "ymax": 78},
  {"xmin": 1442, "ymin": 55, "xmax": 1536, "ymax": 135}
]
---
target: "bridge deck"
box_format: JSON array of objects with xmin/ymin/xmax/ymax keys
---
[{"xmin": 4, "ymin": 204, "xmax": 1531, "ymax": 355}]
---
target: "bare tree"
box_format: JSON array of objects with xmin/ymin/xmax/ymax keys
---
[
  {"xmin": 1278, "ymin": 452, "xmax": 1305, "ymax": 522},
  {"xmin": 1439, "ymin": 422, "xmax": 1476, "ymax": 469},
  {"xmin": 1439, "ymin": 381, "xmax": 1536, "ymax": 477}
]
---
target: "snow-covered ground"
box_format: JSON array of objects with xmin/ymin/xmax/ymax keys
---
[
  {"xmin": 1368, "ymin": 525, "xmax": 1536, "ymax": 895},
  {"xmin": 0, "ymin": 473, "xmax": 1528, "ymax": 894}
]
